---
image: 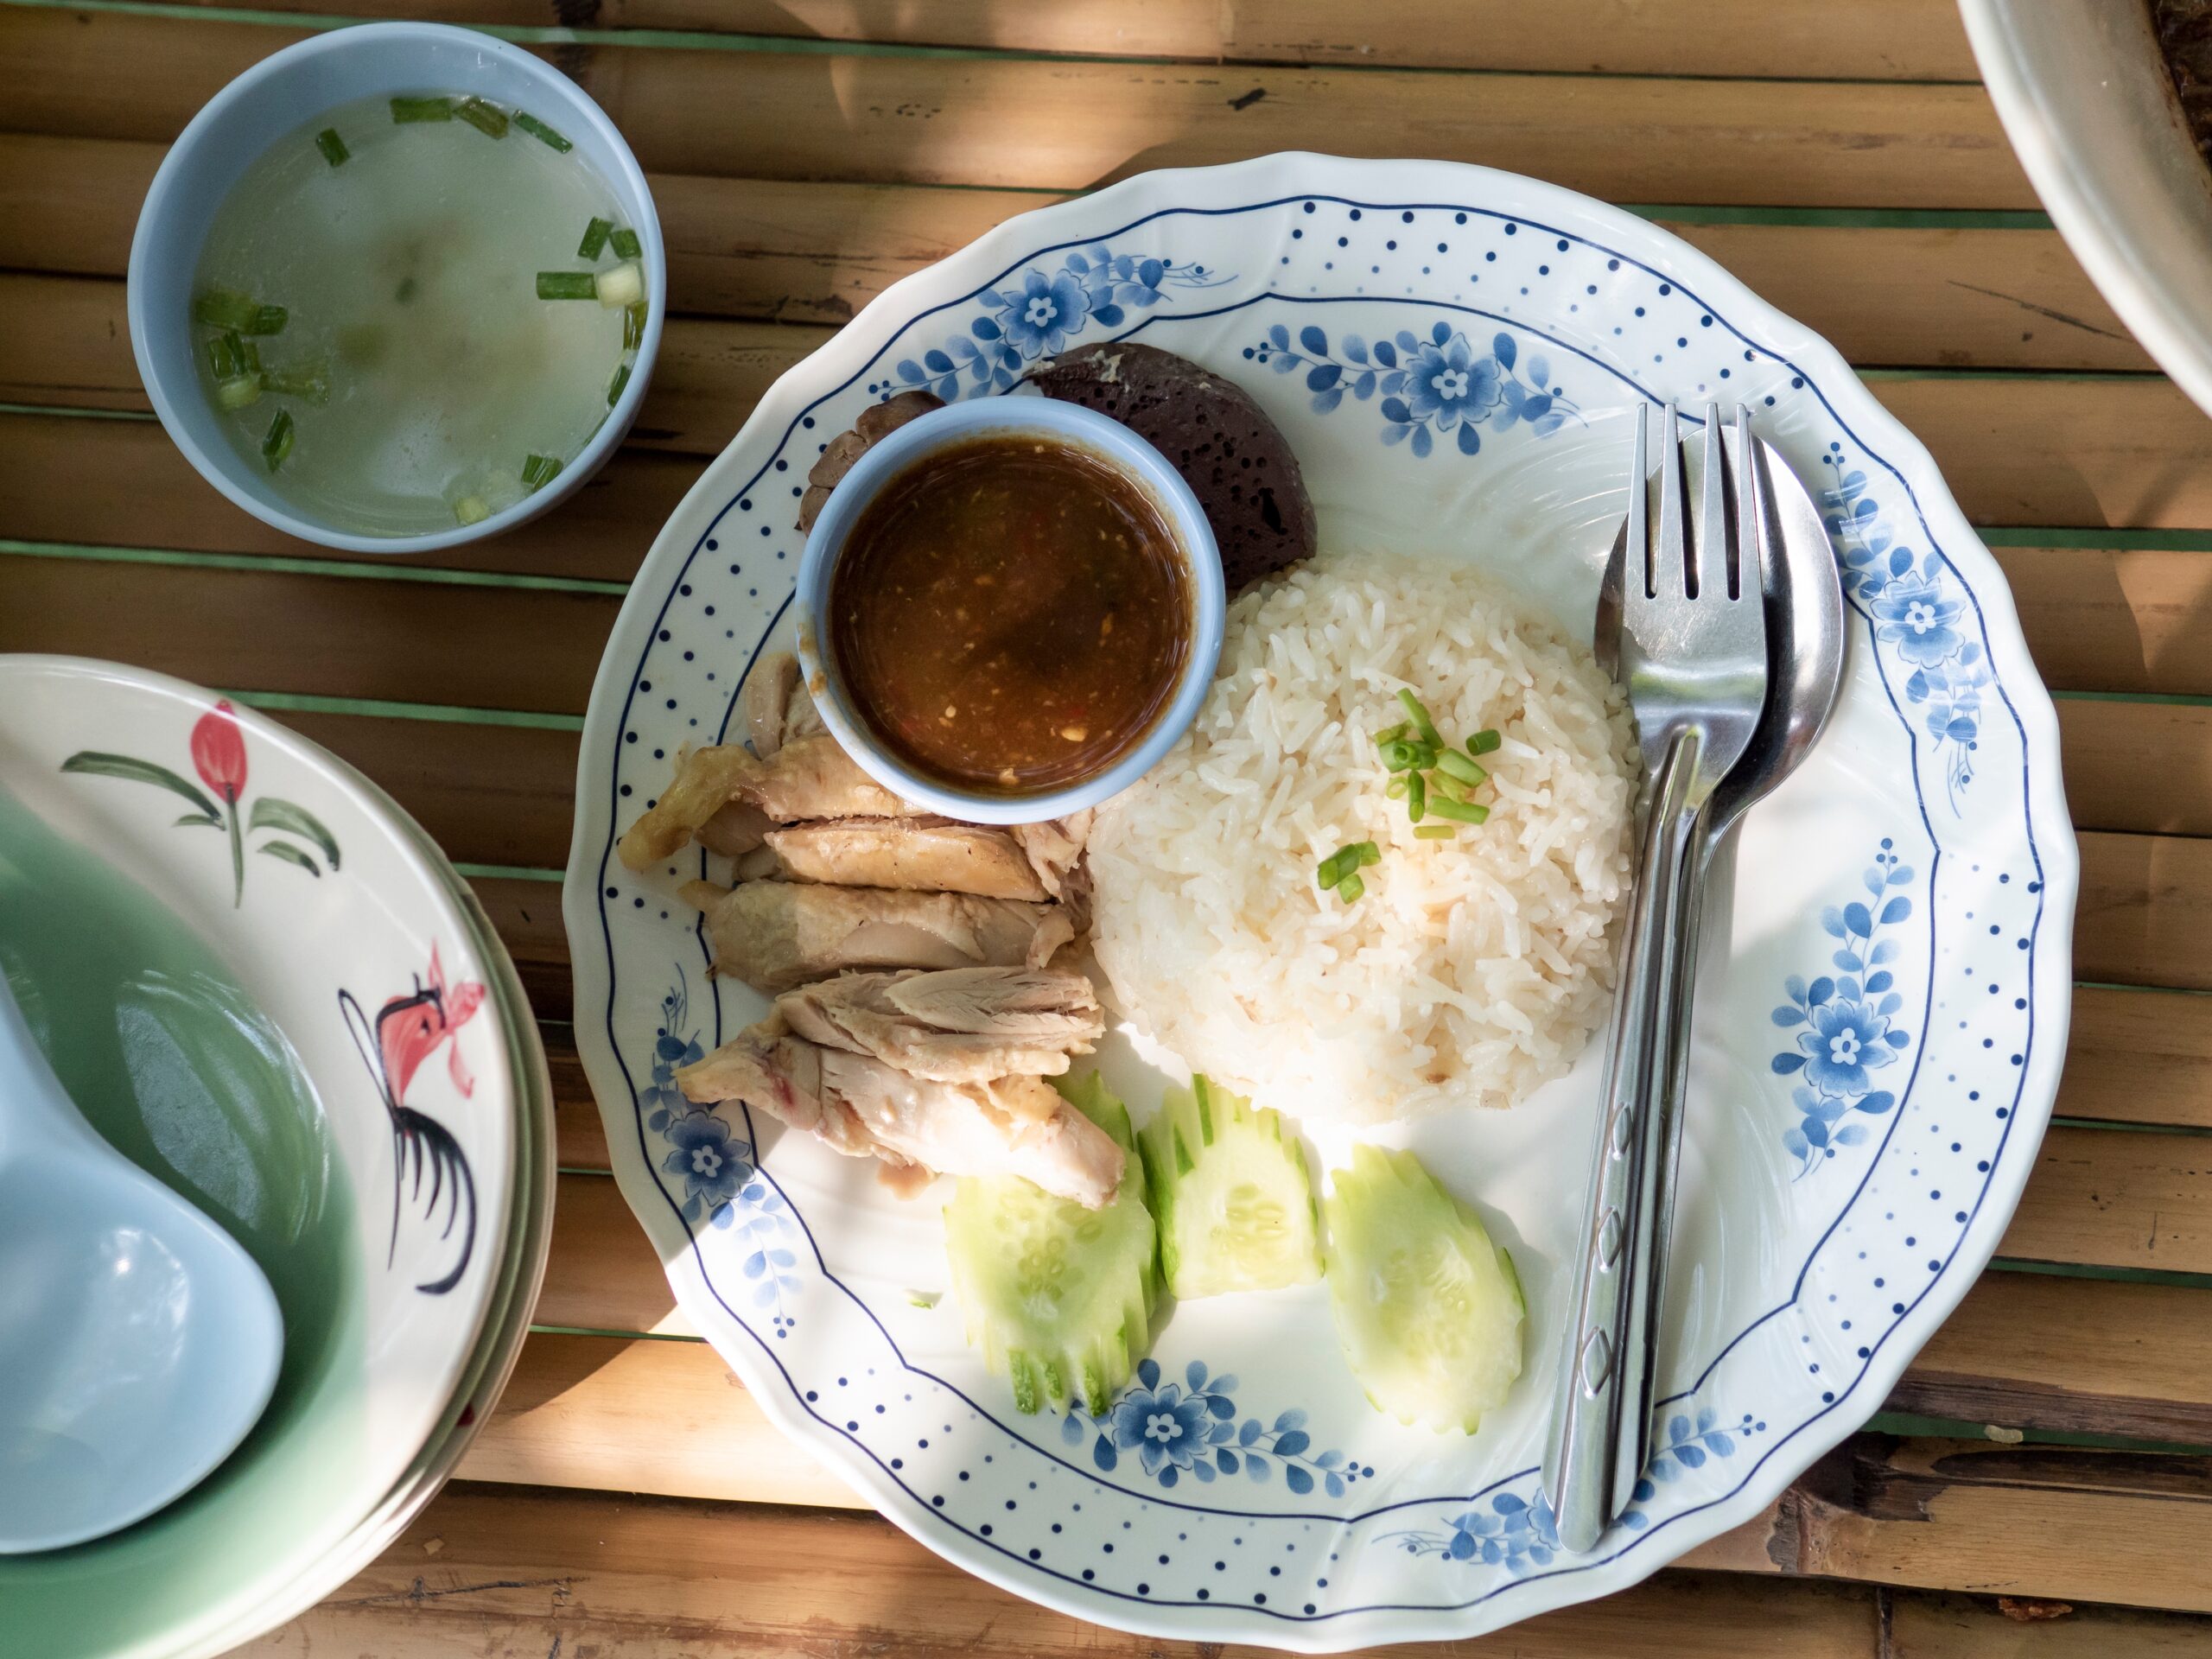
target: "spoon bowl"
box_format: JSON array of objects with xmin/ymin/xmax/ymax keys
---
[{"xmin": 0, "ymin": 976, "xmax": 282, "ymax": 1554}]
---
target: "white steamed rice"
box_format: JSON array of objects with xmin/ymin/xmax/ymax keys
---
[{"xmin": 1090, "ymin": 546, "xmax": 1637, "ymax": 1124}]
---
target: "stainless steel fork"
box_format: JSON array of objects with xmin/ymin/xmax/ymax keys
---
[{"xmin": 1541, "ymin": 404, "xmax": 1770, "ymax": 1553}]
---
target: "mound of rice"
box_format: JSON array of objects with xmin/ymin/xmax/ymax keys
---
[{"xmin": 1090, "ymin": 547, "xmax": 1637, "ymax": 1124}]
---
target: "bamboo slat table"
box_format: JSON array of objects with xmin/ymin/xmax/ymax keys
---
[{"xmin": 8, "ymin": 3, "xmax": 2212, "ymax": 1653}]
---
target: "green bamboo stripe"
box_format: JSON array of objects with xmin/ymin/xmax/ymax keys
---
[
  {"xmin": 224, "ymin": 687, "xmax": 584, "ymax": 731},
  {"xmin": 1987, "ymin": 1257, "xmax": 2212, "ymax": 1292},
  {"xmin": 2048, "ymin": 688, "xmax": 2212, "ymax": 709},
  {"xmin": 523, "ymin": 1323, "xmax": 705, "ymax": 1344},
  {"xmin": 1981, "ymin": 525, "xmax": 2212, "ymax": 551},
  {"xmin": 0, "ymin": 0, "xmax": 1986, "ymax": 86},
  {"xmin": 0, "ymin": 401, "xmax": 155, "ymax": 422},
  {"xmin": 450, "ymin": 861, "xmax": 563, "ymax": 883},
  {"xmin": 0, "ymin": 538, "xmax": 629, "ymax": 594}
]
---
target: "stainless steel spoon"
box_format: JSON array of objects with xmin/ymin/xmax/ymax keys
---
[{"xmin": 1593, "ymin": 413, "xmax": 1848, "ymax": 1524}]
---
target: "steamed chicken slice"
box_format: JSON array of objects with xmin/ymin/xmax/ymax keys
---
[
  {"xmin": 740, "ymin": 650, "xmax": 829, "ymax": 760},
  {"xmin": 776, "ymin": 966, "xmax": 1103, "ymax": 1082},
  {"xmin": 677, "ymin": 1013, "xmax": 1123, "ymax": 1208},
  {"xmin": 619, "ymin": 733, "xmax": 919, "ymax": 870},
  {"xmin": 748, "ymin": 819, "xmax": 1050, "ymax": 900},
  {"xmin": 683, "ymin": 879, "xmax": 1069, "ymax": 994},
  {"xmin": 1009, "ymin": 811, "xmax": 1095, "ymax": 925}
]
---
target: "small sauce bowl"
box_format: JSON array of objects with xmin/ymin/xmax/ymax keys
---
[
  {"xmin": 127, "ymin": 22, "xmax": 664, "ymax": 555},
  {"xmin": 796, "ymin": 397, "xmax": 1225, "ymax": 825}
]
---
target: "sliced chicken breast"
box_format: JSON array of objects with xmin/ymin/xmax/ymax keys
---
[
  {"xmin": 617, "ymin": 744, "xmax": 760, "ymax": 869},
  {"xmin": 685, "ymin": 880, "xmax": 1068, "ymax": 994},
  {"xmin": 677, "ymin": 1014, "xmax": 1123, "ymax": 1207},
  {"xmin": 746, "ymin": 734, "xmax": 916, "ymax": 824},
  {"xmin": 740, "ymin": 651, "xmax": 830, "ymax": 760},
  {"xmin": 619, "ymin": 734, "xmax": 918, "ymax": 870},
  {"xmin": 754, "ymin": 819, "xmax": 1049, "ymax": 900},
  {"xmin": 776, "ymin": 966, "xmax": 1103, "ymax": 1082},
  {"xmin": 1010, "ymin": 810, "xmax": 1095, "ymax": 927},
  {"xmin": 741, "ymin": 652, "xmax": 801, "ymax": 760}
]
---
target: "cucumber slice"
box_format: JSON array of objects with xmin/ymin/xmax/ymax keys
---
[
  {"xmin": 1137, "ymin": 1076, "xmax": 1320, "ymax": 1299},
  {"xmin": 1321, "ymin": 1145, "xmax": 1523, "ymax": 1433},
  {"xmin": 942, "ymin": 1072, "xmax": 1157, "ymax": 1414}
]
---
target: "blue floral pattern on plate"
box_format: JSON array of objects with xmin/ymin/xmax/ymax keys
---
[
  {"xmin": 1058, "ymin": 1358, "xmax": 1364, "ymax": 1496},
  {"xmin": 1382, "ymin": 1491, "xmax": 1561, "ymax": 1574},
  {"xmin": 643, "ymin": 968, "xmax": 800, "ymax": 1326},
  {"xmin": 1822, "ymin": 445, "xmax": 1989, "ymax": 804},
  {"xmin": 891, "ymin": 243, "xmax": 1234, "ymax": 402},
  {"xmin": 1244, "ymin": 321, "xmax": 1580, "ymax": 456},
  {"xmin": 1770, "ymin": 841, "xmax": 1917, "ymax": 1173}
]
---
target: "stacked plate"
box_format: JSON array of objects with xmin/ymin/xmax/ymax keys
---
[{"xmin": 0, "ymin": 656, "xmax": 554, "ymax": 1659}]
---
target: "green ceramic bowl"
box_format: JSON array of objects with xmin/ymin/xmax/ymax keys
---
[{"xmin": 0, "ymin": 657, "xmax": 548, "ymax": 1659}]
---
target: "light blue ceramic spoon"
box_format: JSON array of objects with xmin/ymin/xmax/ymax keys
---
[{"xmin": 0, "ymin": 972, "xmax": 283, "ymax": 1553}]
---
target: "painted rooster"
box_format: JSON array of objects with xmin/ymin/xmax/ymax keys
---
[{"xmin": 340, "ymin": 944, "xmax": 485, "ymax": 1296}]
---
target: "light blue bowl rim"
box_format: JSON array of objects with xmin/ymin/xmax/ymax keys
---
[
  {"xmin": 793, "ymin": 396, "xmax": 1227, "ymax": 825},
  {"xmin": 124, "ymin": 21, "xmax": 665, "ymax": 557}
]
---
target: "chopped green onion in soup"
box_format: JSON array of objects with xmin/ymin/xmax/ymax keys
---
[
  {"xmin": 190, "ymin": 89, "xmax": 634, "ymax": 534},
  {"xmin": 514, "ymin": 111, "xmax": 572, "ymax": 151},
  {"xmin": 537, "ymin": 270, "xmax": 598, "ymax": 300},
  {"xmin": 454, "ymin": 97, "xmax": 509, "ymax": 138},
  {"xmin": 261, "ymin": 409, "xmax": 295, "ymax": 471}
]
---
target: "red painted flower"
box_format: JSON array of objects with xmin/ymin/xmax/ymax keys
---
[{"xmin": 191, "ymin": 699, "xmax": 248, "ymax": 804}]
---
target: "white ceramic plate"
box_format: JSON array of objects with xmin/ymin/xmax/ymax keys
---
[
  {"xmin": 0, "ymin": 656, "xmax": 525, "ymax": 1659},
  {"xmin": 563, "ymin": 155, "xmax": 2076, "ymax": 1649}
]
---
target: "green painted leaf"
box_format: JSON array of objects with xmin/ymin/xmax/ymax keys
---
[
  {"xmin": 251, "ymin": 797, "xmax": 340, "ymax": 870},
  {"xmin": 255, "ymin": 839, "xmax": 321, "ymax": 877},
  {"xmin": 174, "ymin": 812, "xmax": 223, "ymax": 830},
  {"xmin": 61, "ymin": 752, "xmax": 221, "ymax": 819}
]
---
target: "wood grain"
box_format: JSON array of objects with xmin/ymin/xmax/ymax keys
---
[
  {"xmin": 468, "ymin": 876, "xmax": 570, "ymax": 1019},
  {"xmin": 2001, "ymin": 544, "xmax": 2212, "ymax": 701},
  {"xmin": 1892, "ymin": 1270, "xmax": 2212, "ymax": 1446},
  {"xmin": 269, "ymin": 708, "xmax": 578, "ymax": 871},
  {"xmin": 2075, "ymin": 830, "xmax": 2212, "ymax": 993},
  {"xmin": 238, "ymin": 1483, "xmax": 1880, "ymax": 1658},
  {"xmin": 1892, "ymin": 1592, "xmax": 2212, "ymax": 1659},
  {"xmin": 0, "ymin": 411, "xmax": 688, "ymax": 585},
  {"xmin": 235, "ymin": 1448, "xmax": 2212, "ymax": 1656},
  {"xmin": 2056, "ymin": 986, "xmax": 2212, "ymax": 1132},
  {"xmin": 0, "ymin": 8, "xmax": 2034, "ymax": 207},
  {"xmin": 462, "ymin": 1330, "xmax": 869, "ymax": 1508},
  {"xmin": 0, "ymin": 550, "xmax": 622, "ymax": 715},
  {"xmin": 160, "ymin": 0, "xmax": 1986, "ymax": 82},
  {"xmin": 1749, "ymin": 1439, "xmax": 2212, "ymax": 1613},
  {"xmin": 0, "ymin": 134, "xmax": 2144, "ymax": 371}
]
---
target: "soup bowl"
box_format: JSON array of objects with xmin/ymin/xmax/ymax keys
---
[
  {"xmin": 127, "ymin": 21, "xmax": 664, "ymax": 555},
  {"xmin": 794, "ymin": 396, "xmax": 1227, "ymax": 824}
]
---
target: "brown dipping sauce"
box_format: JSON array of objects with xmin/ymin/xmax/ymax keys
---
[{"xmin": 828, "ymin": 433, "xmax": 1193, "ymax": 796}]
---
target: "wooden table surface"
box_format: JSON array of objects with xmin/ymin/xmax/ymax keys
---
[{"xmin": 8, "ymin": 2, "xmax": 2212, "ymax": 1653}]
